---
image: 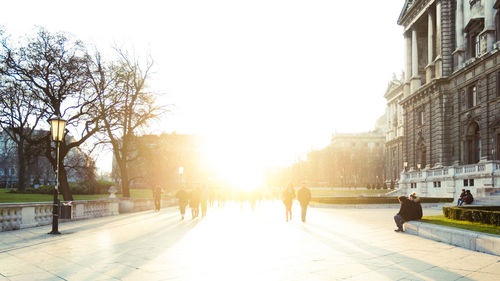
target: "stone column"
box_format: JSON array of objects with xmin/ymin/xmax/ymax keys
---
[
  {"xmin": 404, "ymin": 32, "xmax": 412, "ymax": 97},
  {"xmin": 411, "ymin": 27, "xmax": 421, "ymax": 93},
  {"xmin": 482, "ymin": 0, "xmax": 496, "ymax": 52},
  {"xmin": 434, "ymin": 0, "xmax": 442, "ymax": 78},
  {"xmin": 454, "ymin": 0, "xmax": 465, "ymax": 69},
  {"xmin": 426, "ymin": 9, "xmax": 434, "ymax": 83}
]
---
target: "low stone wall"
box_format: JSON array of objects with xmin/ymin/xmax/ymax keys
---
[
  {"xmin": 405, "ymin": 221, "xmax": 500, "ymax": 256},
  {"xmin": 0, "ymin": 199, "xmax": 120, "ymax": 231},
  {"xmin": 0, "ymin": 197, "xmax": 179, "ymax": 232}
]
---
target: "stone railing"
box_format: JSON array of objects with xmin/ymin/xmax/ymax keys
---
[
  {"xmin": 0, "ymin": 197, "xmax": 177, "ymax": 232},
  {"xmin": 0, "ymin": 199, "xmax": 119, "ymax": 232}
]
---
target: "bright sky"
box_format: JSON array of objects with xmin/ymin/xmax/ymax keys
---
[{"xmin": 1, "ymin": 0, "xmax": 405, "ymax": 187}]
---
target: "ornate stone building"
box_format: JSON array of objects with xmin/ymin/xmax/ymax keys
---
[
  {"xmin": 397, "ymin": 0, "xmax": 500, "ymax": 200},
  {"xmin": 385, "ymin": 75, "xmax": 405, "ymax": 184}
]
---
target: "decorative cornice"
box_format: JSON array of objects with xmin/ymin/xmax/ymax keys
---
[{"xmin": 398, "ymin": 0, "xmax": 433, "ymax": 27}]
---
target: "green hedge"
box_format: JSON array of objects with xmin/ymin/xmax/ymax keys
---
[
  {"xmin": 443, "ymin": 206, "xmax": 500, "ymax": 226},
  {"xmin": 313, "ymin": 197, "xmax": 453, "ymax": 205}
]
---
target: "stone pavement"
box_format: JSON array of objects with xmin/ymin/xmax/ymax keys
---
[{"xmin": 0, "ymin": 202, "xmax": 499, "ymax": 281}]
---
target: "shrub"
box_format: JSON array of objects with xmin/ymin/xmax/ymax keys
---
[
  {"xmin": 95, "ymin": 180, "xmax": 114, "ymax": 194},
  {"xmin": 443, "ymin": 206, "xmax": 500, "ymax": 226}
]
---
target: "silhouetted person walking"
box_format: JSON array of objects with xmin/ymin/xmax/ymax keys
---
[
  {"xmin": 176, "ymin": 187, "xmax": 189, "ymax": 220},
  {"xmin": 153, "ymin": 185, "xmax": 162, "ymax": 211},
  {"xmin": 190, "ymin": 187, "xmax": 201, "ymax": 219},
  {"xmin": 297, "ymin": 184, "xmax": 311, "ymax": 222},
  {"xmin": 283, "ymin": 184, "xmax": 295, "ymax": 222}
]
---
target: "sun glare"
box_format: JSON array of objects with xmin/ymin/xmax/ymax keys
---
[{"xmin": 203, "ymin": 137, "xmax": 263, "ymax": 191}]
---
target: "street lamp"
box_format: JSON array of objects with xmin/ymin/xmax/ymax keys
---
[
  {"xmin": 417, "ymin": 163, "xmax": 421, "ymax": 170},
  {"xmin": 403, "ymin": 161, "xmax": 408, "ymax": 172},
  {"xmin": 49, "ymin": 116, "xmax": 67, "ymax": 235},
  {"xmin": 178, "ymin": 166, "xmax": 184, "ymax": 187}
]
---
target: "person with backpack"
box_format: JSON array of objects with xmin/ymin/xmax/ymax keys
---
[{"xmin": 457, "ymin": 189, "xmax": 466, "ymax": 206}]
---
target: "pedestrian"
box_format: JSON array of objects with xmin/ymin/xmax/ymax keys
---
[
  {"xmin": 176, "ymin": 186, "xmax": 189, "ymax": 220},
  {"xmin": 464, "ymin": 190, "xmax": 474, "ymax": 205},
  {"xmin": 394, "ymin": 195, "xmax": 412, "ymax": 232},
  {"xmin": 190, "ymin": 187, "xmax": 201, "ymax": 219},
  {"xmin": 408, "ymin": 192, "xmax": 422, "ymax": 220},
  {"xmin": 283, "ymin": 184, "xmax": 295, "ymax": 222},
  {"xmin": 200, "ymin": 185, "xmax": 209, "ymax": 217},
  {"xmin": 152, "ymin": 184, "xmax": 162, "ymax": 211},
  {"xmin": 457, "ymin": 189, "xmax": 466, "ymax": 206},
  {"xmin": 297, "ymin": 184, "xmax": 312, "ymax": 222}
]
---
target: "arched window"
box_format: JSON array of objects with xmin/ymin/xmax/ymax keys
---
[
  {"xmin": 416, "ymin": 137, "xmax": 426, "ymax": 169},
  {"xmin": 465, "ymin": 122, "xmax": 481, "ymax": 164}
]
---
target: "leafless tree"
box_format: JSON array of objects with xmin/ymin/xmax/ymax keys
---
[
  {"xmin": 0, "ymin": 28, "xmax": 103, "ymax": 200},
  {"xmin": 96, "ymin": 49, "xmax": 168, "ymax": 197}
]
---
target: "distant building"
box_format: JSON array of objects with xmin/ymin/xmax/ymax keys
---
[
  {"xmin": 327, "ymin": 130, "xmax": 386, "ymax": 187},
  {"xmin": 384, "ymin": 75, "xmax": 405, "ymax": 184},
  {"xmin": 112, "ymin": 133, "xmax": 209, "ymax": 190},
  {"xmin": 0, "ymin": 130, "xmax": 91, "ymax": 188},
  {"xmin": 395, "ymin": 0, "xmax": 500, "ymax": 199},
  {"xmin": 268, "ymin": 121, "xmax": 386, "ymax": 188}
]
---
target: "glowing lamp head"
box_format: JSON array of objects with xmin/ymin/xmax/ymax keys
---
[
  {"xmin": 179, "ymin": 166, "xmax": 184, "ymax": 175},
  {"xmin": 49, "ymin": 117, "xmax": 67, "ymax": 142}
]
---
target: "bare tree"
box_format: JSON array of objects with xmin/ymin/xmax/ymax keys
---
[
  {"xmin": 96, "ymin": 49, "xmax": 167, "ymax": 197},
  {"xmin": 0, "ymin": 45, "xmax": 47, "ymax": 191},
  {"xmin": 0, "ymin": 28, "xmax": 103, "ymax": 200}
]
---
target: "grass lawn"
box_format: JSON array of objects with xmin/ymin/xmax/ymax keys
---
[
  {"xmin": 0, "ymin": 188, "xmax": 164, "ymax": 203},
  {"xmin": 420, "ymin": 215, "xmax": 500, "ymax": 236}
]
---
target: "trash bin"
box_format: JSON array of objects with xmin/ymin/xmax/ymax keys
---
[{"xmin": 60, "ymin": 203, "xmax": 72, "ymax": 219}]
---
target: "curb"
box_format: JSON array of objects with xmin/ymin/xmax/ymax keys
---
[
  {"xmin": 405, "ymin": 221, "xmax": 500, "ymax": 256},
  {"xmin": 310, "ymin": 203, "xmax": 445, "ymax": 209}
]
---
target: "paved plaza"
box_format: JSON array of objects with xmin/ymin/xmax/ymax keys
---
[{"xmin": 0, "ymin": 202, "xmax": 499, "ymax": 281}]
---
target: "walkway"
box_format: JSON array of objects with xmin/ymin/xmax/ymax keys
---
[{"xmin": 0, "ymin": 202, "xmax": 499, "ymax": 280}]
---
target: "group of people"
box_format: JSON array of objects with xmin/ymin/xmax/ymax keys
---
[
  {"xmin": 175, "ymin": 186, "xmax": 210, "ymax": 220},
  {"xmin": 173, "ymin": 184, "xmax": 313, "ymax": 222},
  {"xmin": 457, "ymin": 189, "xmax": 474, "ymax": 206},
  {"xmin": 282, "ymin": 184, "xmax": 311, "ymax": 222},
  {"xmin": 393, "ymin": 192, "xmax": 423, "ymax": 232}
]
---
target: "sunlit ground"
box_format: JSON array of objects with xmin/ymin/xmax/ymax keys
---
[{"xmin": 2, "ymin": 202, "xmax": 498, "ymax": 281}]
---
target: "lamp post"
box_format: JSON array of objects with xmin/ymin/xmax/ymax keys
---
[
  {"xmin": 49, "ymin": 116, "xmax": 67, "ymax": 235},
  {"xmin": 178, "ymin": 166, "xmax": 184, "ymax": 187},
  {"xmin": 403, "ymin": 161, "xmax": 408, "ymax": 172}
]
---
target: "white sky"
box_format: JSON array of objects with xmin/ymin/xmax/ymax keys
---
[{"xmin": 1, "ymin": 0, "xmax": 405, "ymax": 184}]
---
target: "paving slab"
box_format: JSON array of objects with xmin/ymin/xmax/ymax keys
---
[{"xmin": 0, "ymin": 202, "xmax": 499, "ymax": 280}]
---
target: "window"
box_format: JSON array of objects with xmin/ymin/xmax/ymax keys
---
[
  {"xmin": 467, "ymin": 84, "xmax": 477, "ymax": 108},
  {"xmin": 416, "ymin": 109, "xmax": 424, "ymax": 126},
  {"xmin": 466, "ymin": 123, "xmax": 481, "ymax": 164},
  {"xmin": 497, "ymin": 134, "xmax": 500, "ymax": 160},
  {"xmin": 497, "ymin": 72, "xmax": 500, "ymax": 97},
  {"xmin": 410, "ymin": 183, "xmax": 417, "ymax": 189},
  {"xmin": 433, "ymin": 181, "xmax": 441, "ymax": 188},
  {"xmin": 464, "ymin": 179, "xmax": 475, "ymax": 187},
  {"xmin": 471, "ymin": 33, "xmax": 481, "ymax": 58}
]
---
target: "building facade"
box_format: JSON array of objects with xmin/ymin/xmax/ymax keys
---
[
  {"xmin": 385, "ymin": 75, "xmax": 405, "ymax": 184},
  {"xmin": 0, "ymin": 130, "xmax": 91, "ymax": 188},
  {"xmin": 396, "ymin": 0, "xmax": 500, "ymax": 199},
  {"xmin": 112, "ymin": 133, "xmax": 209, "ymax": 190}
]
